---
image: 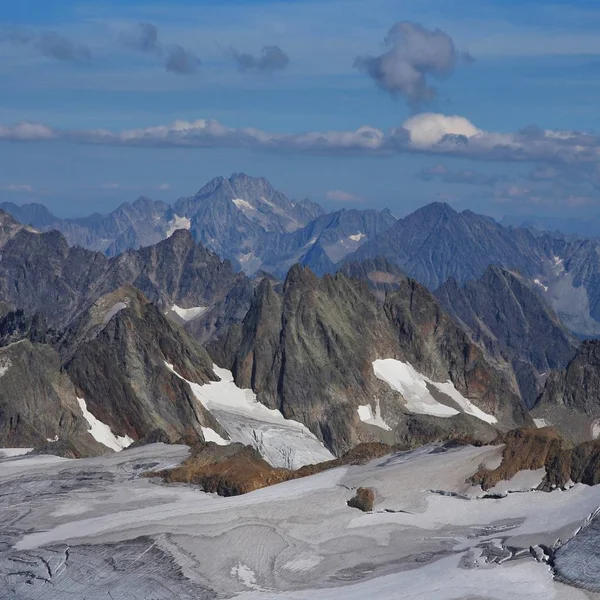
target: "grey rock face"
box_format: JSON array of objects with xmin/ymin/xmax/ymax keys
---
[
  {"xmin": 1, "ymin": 197, "xmax": 172, "ymax": 254},
  {"xmin": 0, "ymin": 227, "xmax": 253, "ymax": 344},
  {"xmin": 346, "ymin": 202, "xmax": 600, "ymax": 338},
  {"xmin": 534, "ymin": 340, "xmax": 600, "ymax": 442},
  {"xmin": 435, "ymin": 266, "xmax": 578, "ymax": 408},
  {"xmin": 348, "ymin": 202, "xmax": 555, "ymax": 290},
  {"xmin": 254, "ymin": 208, "xmax": 397, "ymax": 277},
  {"xmin": 0, "ymin": 339, "xmax": 105, "ymax": 455},
  {"xmin": 62, "ymin": 287, "xmax": 224, "ymax": 446},
  {"xmin": 213, "ymin": 266, "xmax": 528, "ymax": 455}
]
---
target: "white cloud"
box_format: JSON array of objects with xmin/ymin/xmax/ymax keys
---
[
  {"xmin": 0, "ymin": 184, "xmax": 34, "ymax": 192},
  {"xmin": 403, "ymin": 113, "xmax": 480, "ymax": 148},
  {"xmin": 1, "ymin": 113, "xmax": 599, "ymax": 169},
  {"xmin": 326, "ymin": 189, "xmax": 363, "ymax": 202}
]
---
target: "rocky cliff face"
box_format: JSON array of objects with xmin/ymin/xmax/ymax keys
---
[
  {"xmin": 1, "ymin": 197, "xmax": 172, "ymax": 254},
  {"xmin": 62, "ymin": 287, "xmax": 224, "ymax": 446},
  {"xmin": 348, "ymin": 202, "xmax": 559, "ymax": 290},
  {"xmin": 0, "ymin": 285, "xmax": 229, "ymax": 456},
  {"xmin": 0, "ymin": 339, "xmax": 106, "ymax": 456},
  {"xmin": 213, "ymin": 266, "xmax": 529, "ymax": 455},
  {"xmin": 435, "ymin": 266, "xmax": 578, "ymax": 408},
  {"xmin": 533, "ymin": 340, "xmax": 600, "ymax": 443}
]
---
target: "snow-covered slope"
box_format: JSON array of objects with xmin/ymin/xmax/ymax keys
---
[
  {"xmin": 373, "ymin": 359, "xmax": 498, "ymax": 424},
  {"xmin": 166, "ymin": 363, "xmax": 334, "ymax": 468},
  {"xmin": 3, "ymin": 443, "xmax": 600, "ymax": 598},
  {"xmin": 77, "ymin": 397, "xmax": 134, "ymax": 452}
]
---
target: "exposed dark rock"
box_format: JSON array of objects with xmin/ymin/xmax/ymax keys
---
[
  {"xmin": 534, "ymin": 340, "xmax": 600, "ymax": 443},
  {"xmin": 62, "ymin": 287, "xmax": 223, "ymax": 446},
  {"xmin": 436, "ymin": 266, "xmax": 578, "ymax": 408},
  {"xmin": 469, "ymin": 428, "xmax": 566, "ymax": 491},
  {"xmin": 0, "ymin": 339, "xmax": 106, "ymax": 455},
  {"xmin": 213, "ymin": 266, "xmax": 529, "ymax": 456},
  {"xmin": 347, "ymin": 487, "xmax": 375, "ymax": 512}
]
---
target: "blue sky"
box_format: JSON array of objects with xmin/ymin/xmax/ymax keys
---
[{"xmin": 1, "ymin": 0, "xmax": 600, "ymax": 219}]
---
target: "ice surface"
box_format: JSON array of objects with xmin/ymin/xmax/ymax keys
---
[
  {"xmin": 373, "ymin": 359, "xmax": 498, "ymax": 424},
  {"xmin": 170, "ymin": 304, "xmax": 208, "ymax": 321},
  {"xmin": 166, "ymin": 215, "xmax": 191, "ymax": 238},
  {"xmin": 77, "ymin": 397, "xmax": 134, "ymax": 452},
  {"xmin": 165, "ymin": 363, "xmax": 334, "ymax": 469},
  {"xmin": 4, "ymin": 443, "xmax": 598, "ymax": 599},
  {"xmin": 357, "ymin": 399, "xmax": 391, "ymax": 430},
  {"xmin": 0, "ymin": 447, "xmax": 33, "ymax": 458},
  {"xmin": 534, "ymin": 278, "xmax": 549, "ymax": 292}
]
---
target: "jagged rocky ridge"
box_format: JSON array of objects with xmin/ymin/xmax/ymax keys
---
[
  {"xmin": 0, "ymin": 219, "xmax": 253, "ymax": 343},
  {"xmin": 348, "ymin": 201, "xmax": 600, "ymax": 338},
  {"xmin": 0, "ymin": 283, "xmax": 228, "ymax": 456},
  {"xmin": 1, "ymin": 173, "xmax": 395, "ymax": 277},
  {"xmin": 212, "ymin": 265, "xmax": 530, "ymax": 455}
]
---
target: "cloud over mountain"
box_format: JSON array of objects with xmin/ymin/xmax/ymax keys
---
[
  {"xmin": 354, "ymin": 21, "xmax": 463, "ymax": 107},
  {"xmin": 1, "ymin": 113, "xmax": 599, "ymax": 171}
]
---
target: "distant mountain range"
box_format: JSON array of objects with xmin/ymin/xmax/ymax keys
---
[
  {"xmin": 7, "ymin": 174, "xmax": 600, "ymax": 340},
  {"xmin": 0, "ymin": 173, "xmax": 395, "ymax": 278}
]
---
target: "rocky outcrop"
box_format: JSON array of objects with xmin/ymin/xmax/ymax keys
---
[
  {"xmin": 468, "ymin": 427, "xmax": 600, "ymax": 492},
  {"xmin": 62, "ymin": 287, "xmax": 224, "ymax": 445},
  {"xmin": 154, "ymin": 443, "xmax": 290, "ymax": 496},
  {"xmin": 213, "ymin": 266, "xmax": 529, "ymax": 456},
  {"xmin": 347, "ymin": 488, "xmax": 375, "ymax": 512},
  {"xmin": 469, "ymin": 428, "xmax": 566, "ymax": 490},
  {"xmin": 154, "ymin": 441, "xmax": 395, "ymax": 497},
  {"xmin": 436, "ymin": 266, "xmax": 578, "ymax": 408},
  {"xmin": 533, "ymin": 340, "xmax": 600, "ymax": 443},
  {"xmin": 0, "ymin": 339, "xmax": 106, "ymax": 455}
]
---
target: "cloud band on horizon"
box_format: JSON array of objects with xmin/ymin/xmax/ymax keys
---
[{"xmin": 1, "ymin": 113, "xmax": 598, "ymax": 167}]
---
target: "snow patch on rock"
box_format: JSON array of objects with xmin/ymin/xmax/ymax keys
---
[
  {"xmin": 201, "ymin": 427, "xmax": 230, "ymax": 446},
  {"xmin": 232, "ymin": 198, "xmax": 255, "ymax": 211},
  {"xmin": 166, "ymin": 215, "xmax": 191, "ymax": 238},
  {"xmin": 534, "ymin": 418, "xmax": 549, "ymax": 429},
  {"xmin": 171, "ymin": 304, "xmax": 208, "ymax": 322},
  {"xmin": 77, "ymin": 397, "xmax": 134, "ymax": 452},
  {"xmin": 102, "ymin": 301, "xmax": 128, "ymax": 325},
  {"xmin": 373, "ymin": 359, "xmax": 498, "ymax": 425},
  {"xmin": 349, "ymin": 232, "xmax": 366, "ymax": 242},
  {"xmin": 165, "ymin": 362, "xmax": 334, "ymax": 469},
  {"xmin": 357, "ymin": 399, "xmax": 391, "ymax": 431},
  {"xmin": 0, "ymin": 357, "xmax": 12, "ymax": 378}
]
